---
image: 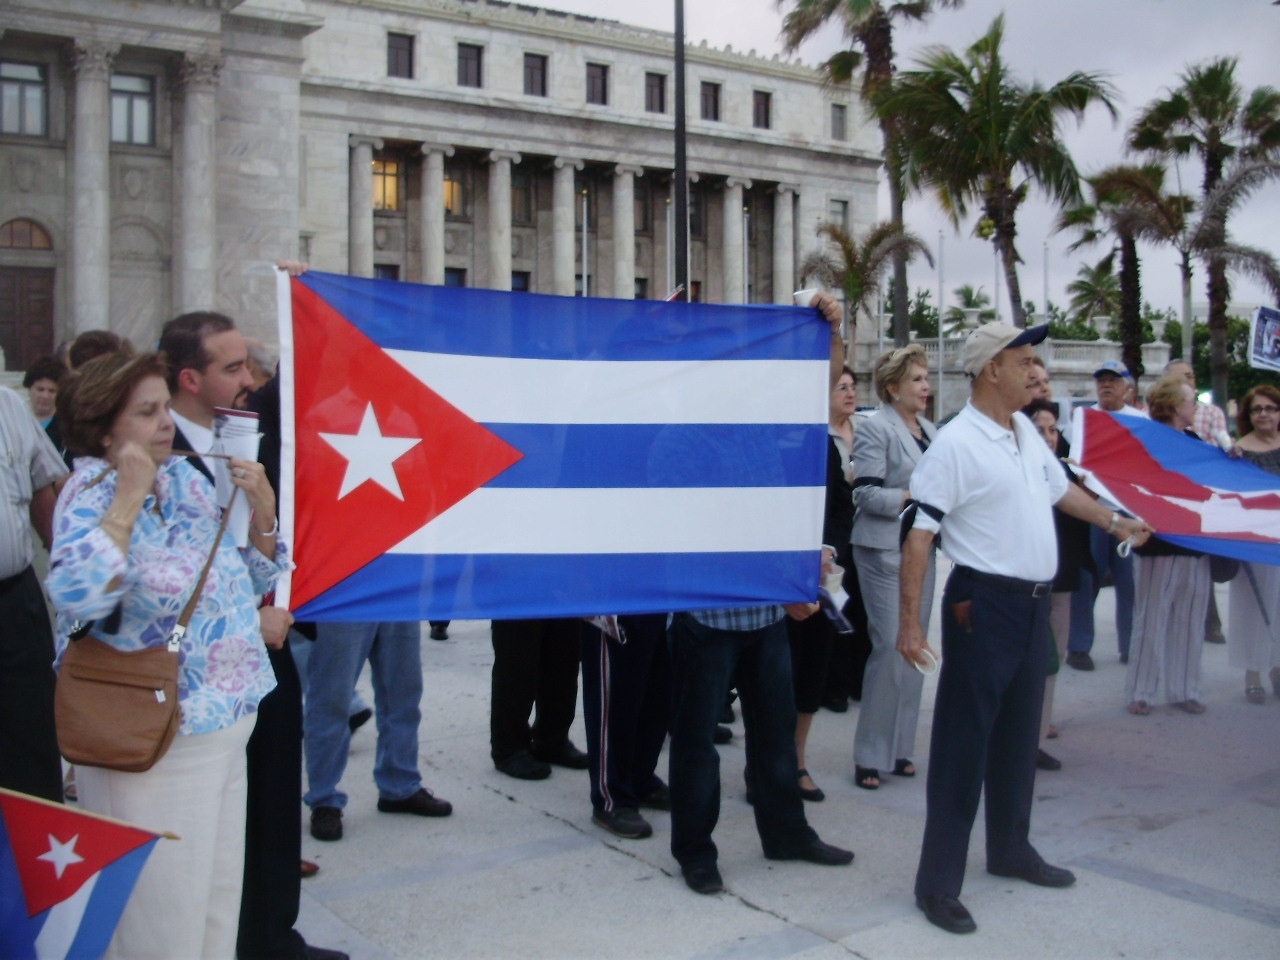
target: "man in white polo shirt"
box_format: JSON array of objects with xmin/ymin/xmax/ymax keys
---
[{"xmin": 897, "ymin": 322, "xmax": 1152, "ymax": 935}]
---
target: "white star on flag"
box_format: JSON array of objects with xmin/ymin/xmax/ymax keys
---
[
  {"xmin": 320, "ymin": 402, "xmax": 421, "ymax": 501},
  {"xmin": 38, "ymin": 834, "xmax": 84, "ymax": 879}
]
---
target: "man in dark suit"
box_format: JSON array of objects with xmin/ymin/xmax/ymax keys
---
[{"xmin": 160, "ymin": 312, "xmax": 346, "ymax": 960}]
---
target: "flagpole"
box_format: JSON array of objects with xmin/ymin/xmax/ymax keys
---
[
  {"xmin": 937, "ymin": 230, "xmax": 944, "ymax": 421},
  {"xmin": 673, "ymin": 0, "xmax": 688, "ymax": 302}
]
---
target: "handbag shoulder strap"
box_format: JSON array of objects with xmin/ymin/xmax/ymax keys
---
[{"xmin": 168, "ymin": 487, "xmax": 238, "ymax": 652}]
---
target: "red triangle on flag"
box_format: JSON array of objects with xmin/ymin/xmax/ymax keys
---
[
  {"xmin": 288, "ymin": 281, "xmax": 523, "ymax": 609},
  {"xmin": 0, "ymin": 789, "xmax": 157, "ymax": 917}
]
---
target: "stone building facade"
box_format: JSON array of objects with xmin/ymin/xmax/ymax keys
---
[{"xmin": 0, "ymin": 0, "xmax": 881, "ymax": 370}]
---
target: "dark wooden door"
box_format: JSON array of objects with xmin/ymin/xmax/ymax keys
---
[{"xmin": 0, "ymin": 267, "xmax": 54, "ymax": 371}]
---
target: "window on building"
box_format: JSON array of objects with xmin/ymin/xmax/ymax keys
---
[
  {"xmin": 831, "ymin": 103, "xmax": 847, "ymax": 141},
  {"xmin": 586, "ymin": 63, "xmax": 608, "ymax": 106},
  {"xmin": 688, "ymin": 185, "xmax": 704, "ymax": 238},
  {"xmin": 645, "ymin": 72, "xmax": 666, "ymax": 113},
  {"xmin": 700, "ymin": 82, "xmax": 720, "ymax": 121},
  {"xmin": 0, "ymin": 62, "xmax": 47, "ymax": 137},
  {"xmin": 444, "ymin": 164, "xmax": 469, "ymax": 219},
  {"xmin": 374, "ymin": 264, "xmax": 400, "ymax": 281},
  {"xmin": 575, "ymin": 274, "xmax": 590, "ymax": 297},
  {"xmin": 511, "ymin": 168, "xmax": 534, "ymax": 225},
  {"xmin": 387, "ymin": 33, "xmax": 414, "ymax": 78},
  {"xmin": 828, "ymin": 199, "xmax": 849, "ymax": 231},
  {"xmin": 457, "ymin": 43, "xmax": 483, "ymax": 88},
  {"xmin": 444, "ymin": 267, "xmax": 467, "ymax": 287},
  {"xmin": 634, "ymin": 179, "xmax": 651, "ymax": 234},
  {"xmin": 0, "ymin": 218, "xmax": 52, "ymax": 249},
  {"xmin": 373, "ymin": 158, "xmax": 403, "ymax": 212},
  {"xmin": 634, "ymin": 278, "xmax": 648, "ymax": 300},
  {"xmin": 753, "ymin": 90, "xmax": 771, "ymax": 129},
  {"xmin": 523, "ymin": 53, "xmax": 548, "ymax": 97},
  {"xmin": 511, "ymin": 271, "xmax": 531, "ymax": 292},
  {"xmin": 110, "ymin": 74, "xmax": 154, "ymax": 145},
  {"xmin": 689, "ymin": 280, "xmax": 702, "ymax": 303}
]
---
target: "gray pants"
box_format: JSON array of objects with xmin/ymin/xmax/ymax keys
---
[{"xmin": 853, "ymin": 545, "xmax": 935, "ymax": 771}]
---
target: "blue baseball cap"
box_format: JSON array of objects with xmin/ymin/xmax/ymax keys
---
[{"xmin": 1093, "ymin": 360, "xmax": 1130, "ymax": 378}]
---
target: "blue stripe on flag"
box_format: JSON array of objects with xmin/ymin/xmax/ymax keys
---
[
  {"xmin": 296, "ymin": 271, "xmax": 827, "ymax": 362},
  {"xmin": 1125, "ymin": 416, "xmax": 1280, "ymax": 493},
  {"xmin": 62, "ymin": 842, "xmax": 156, "ymax": 960},
  {"xmin": 481, "ymin": 423, "xmax": 827, "ymax": 488},
  {"xmin": 0, "ymin": 816, "xmax": 38, "ymax": 959},
  {"xmin": 293, "ymin": 552, "xmax": 818, "ymax": 622},
  {"xmin": 1156, "ymin": 533, "xmax": 1280, "ymax": 566}
]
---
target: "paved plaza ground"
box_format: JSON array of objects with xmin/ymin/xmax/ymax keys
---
[{"xmin": 292, "ymin": 575, "xmax": 1280, "ymax": 960}]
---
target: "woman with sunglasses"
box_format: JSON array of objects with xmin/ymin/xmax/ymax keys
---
[{"xmin": 1229, "ymin": 385, "xmax": 1280, "ymax": 705}]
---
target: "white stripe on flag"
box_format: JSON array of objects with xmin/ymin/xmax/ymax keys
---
[
  {"xmin": 385, "ymin": 350, "xmax": 827, "ymax": 425},
  {"xmin": 387, "ymin": 486, "xmax": 825, "ymax": 554},
  {"xmin": 34, "ymin": 871, "xmax": 98, "ymax": 960}
]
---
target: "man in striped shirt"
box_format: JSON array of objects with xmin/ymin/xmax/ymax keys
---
[{"xmin": 0, "ymin": 385, "xmax": 68, "ymax": 803}]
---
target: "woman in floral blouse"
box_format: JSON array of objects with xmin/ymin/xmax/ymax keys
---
[{"xmin": 48, "ymin": 350, "xmax": 288, "ymax": 960}]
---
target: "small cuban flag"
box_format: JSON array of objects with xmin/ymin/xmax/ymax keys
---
[
  {"xmin": 0, "ymin": 788, "xmax": 162, "ymax": 960},
  {"xmin": 275, "ymin": 270, "xmax": 830, "ymax": 622}
]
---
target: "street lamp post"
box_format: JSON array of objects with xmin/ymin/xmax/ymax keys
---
[{"xmin": 673, "ymin": 0, "xmax": 688, "ymax": 301}]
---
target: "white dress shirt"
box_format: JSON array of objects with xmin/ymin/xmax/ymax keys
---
[{"xmin": 0, "ymin": 387, "xmax": 68, "ymax": 578}]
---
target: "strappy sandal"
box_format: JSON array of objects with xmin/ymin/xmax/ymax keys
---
[
  {"xmin": 1246, "ymin": 686, "xmax": 1267, "ymax": 705},
  {"xmin": 893, "ymin": 759, "xmax": 916, "ymax": 777},
  {"xmin": 854, "ymin": 765, "xmax": 880, "ymax": 790},
  {"xmin": 1174, "ymin": 700, "xmax": 1206, "ymax": 714},
  {"xmin": 1126, "ymin": 700, "xmax": 1150, "ymax": 716}
]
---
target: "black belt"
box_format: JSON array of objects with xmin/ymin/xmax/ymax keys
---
[{"xmin": 955, "ymin": 565, "xmax": 1052, "ymax": 598}]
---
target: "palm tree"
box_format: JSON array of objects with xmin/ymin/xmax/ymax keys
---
[
  {"xmin": 1129, "ymin": 56, "xmax": 1280, "ymax": 404},
  {"xmin": 879, "ymin": 14, "xmax": 1117, "ymax": 327},
  {"xmin": 799, "ymin": 221, "xmax": 934, "ymax": 343},
  {"xmin": 779, "ymin": 0, "xmax": 963, "ymax": 347},
  {"xmin": 943, "ymin": 283, "xmax": 995, "ymax": 327},
  {"xmin": 1066, "ymin": 257, "xmax": 1121, "ymax": 329}
]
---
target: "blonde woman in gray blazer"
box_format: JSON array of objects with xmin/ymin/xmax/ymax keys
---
[{"xmin": 851, "ymin": 345, "xmax": 937, "ymax": 789}]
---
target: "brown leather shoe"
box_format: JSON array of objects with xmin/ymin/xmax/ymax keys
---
[{"xmin": 300, "ymin": 859, "xmax": 320, "ymax": 879}]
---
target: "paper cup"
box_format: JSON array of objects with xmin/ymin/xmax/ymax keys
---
[
  {"xmin": 913, "ymin": 647, "xmax": 940, "ymax": 676},
  {"xmin": 793, "ymin": 288, "xmax": 822, "ymax": 307}
]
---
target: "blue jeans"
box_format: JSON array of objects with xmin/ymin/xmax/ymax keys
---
[
  {"xmin": 303, "ymin": 622, "xmax": 423, "ymax": 809},
  {"xmin": 289, "ymin": 631, "xmax": 369, "ymax": 716},
  {"xmin": 667, "ymin": 613, "xmax": 816, "ymax": 868},
  {"xmin": 1068, "ymin": 526, "xmax": 1135, "ymax": 658}
]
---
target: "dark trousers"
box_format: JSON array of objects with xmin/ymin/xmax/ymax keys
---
[
  {"xmin": 490, "ymin": 618, "xmax": 580, "ymax": 762},
  {"xmin": 667, "ymin": 613, "xmax": 817, "ymax": 868},
  {"xmin": 0, "ymin": 566, "xmax": 62, "ymax": 803},
  {"xmin": 581, "ymin": 614, "xmax": 671, "ymax": 813},
  {"xmin": 238, "ymin": 642, "xmax": 307, "ymax": 960},
  {"xmin": 788, "ymin": 611, "xmax": 835, "ymax": 715},
  {"xmin": 824, "ymin": 551, "xmax": 872, "ymax": 702},
  {"xmin": 915, "ymin": 571, "xmax": 1051, "ymax": 899}
]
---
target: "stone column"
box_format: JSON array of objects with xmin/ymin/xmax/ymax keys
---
[
  {"xmin": 772, "ymin": 184, "xmax": 799, "ymax": 304},
  {"xmin": 487, "ymin": 151, "xmax": 521, "ymax": 291},
  {"xmin": 348, "ymin": 135, "xmax": 383, "ymax": 278},
  {"xmin": 70, "ymin": 41, "xmax": 117, "ymax": 333},
  {"xmin": 178, "ymin": 54, "xmax": 221, "ymax": 312},
  {"xmin": 612, "ymin": 165, "xmax": 642, "ymax": 299},
  {"xmin": 721, "ymin": 177, "xmax": 751, "ymax": 304},
  {"xmin": 419, "ymin": 143, "xmax": 454, "ymax": 285},
  {"xmin": 552, "ymin": 157, "xmax": 583, "ymax": 297}
]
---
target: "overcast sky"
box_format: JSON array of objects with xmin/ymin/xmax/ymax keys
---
[{"xmin": 546, "ymin": 0, "xmax": 1278, "ymax": 320}]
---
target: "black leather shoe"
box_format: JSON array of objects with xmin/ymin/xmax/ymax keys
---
[
  {"xmin": 682, "ymin": 862, "xmax": 724, "ymax": 894},
  {"xmin": 638, "ymin": 779, "xmax": 671, "ymax": 811},
  {"xmin": 305, "ymin": 946, "xmax": 350, "ymax": 960},
  {"xmin": 765, "ymin": 839, "xmax": 853, "ymax": 866},
  {"xmin": 916, "ymin": 893, "xmax": 976, "ymax": 934},
  {"xmin": 989, "ymin": 859, "xmax": 1076, "ymax": 888},
  {"xmin": 592, "ymin": 807, "xmax": 653, "ymax": 839},
  {"xmin": 713, "ymin": 725, "xmax": 733, "ymax": 744},
  {"xmin": 378, "ymin": 787, "xmax": 453, "ymax": 817},
  {"xmin": 347, "ymin": 707, "xmax": 372, "ymax": 732},
  {"xmin": 1035, "ymin": 748, "xmax": 1062, "ymax": 771},
  {"xmin": 495, "ymin": 749, "xmax": 552, "ymax": 780},
  {"xmin": 310, "ymin": 806, "xmax": 342, "ymax": 842},
  {"xmin": 1065, "ymin": 651, "xmax": 1095, "ymax": 671},
  {"xmin": 532, "ymin": 739, "xmax": 589, "ymax": 769},
  {"xmin": 429, "ymin": 623, "xmax": 449, "ymax": 641}
]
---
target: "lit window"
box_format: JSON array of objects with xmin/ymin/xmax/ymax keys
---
[
  {"xmin": 0, "ymin": 62, "xmax": 47, "ymax": 137},
  {"xmin": 524, "ymin": 54, "xmax": 547, "ymax": 97},
  {"xmin": 511, "ymin": 169, "xmax": 533, "ymax": 225},
  {"xmin": 373, "ymin": 159, "xmax": 402, "ymax": 212},
  {"xmin": 645, "ymin": 73, "xmax": 666, "ymax": 114},
  {"xmin": 700, "ymin": 82, "xmax": 720, "ymax": 121},
  {"xmin": 444, "ymin": 164, "xmax": 469, "ymax": 219},
  {"xmin": 587, "ymin": 63, "xmax": 608, "ymax": 106},
  {"xmin": 831, "ymin": 103, "xmax": 847, "ymax": 141},
  {"xmin": 110, "ymin": 74, "xmax": 154, "ymax": 145},
  {"xmin": 0, "ymin": 218, "xmax": 52, "ymax": 249},
  {"xmin": 387, "ymin": 34, "xmax": 413, "ymax": 79},
  {"xmin": 458, "ymin": 44, "xmax": 483, "ymax": 88},
  {"xmin": 753, "ymin": 91, "xmax": 771, "ymax": 130}
]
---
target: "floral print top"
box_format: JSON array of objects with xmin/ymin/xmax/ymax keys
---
[{"xmin": 47, "ymin": 456, "xmax": 288, "ymax": 736}]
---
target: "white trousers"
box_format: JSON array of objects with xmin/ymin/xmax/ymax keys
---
[{"xmin": 77, "ymin": 713, "xmax": 257, "ymax": 960}]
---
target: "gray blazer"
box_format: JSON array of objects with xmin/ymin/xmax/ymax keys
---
[{"xmin": 851, "ymin": 404, "xmax": 937, "ymax": 551}]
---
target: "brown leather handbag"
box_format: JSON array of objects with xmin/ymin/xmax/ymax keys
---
[{"xmin": 55, "ymin": 491, "xmax": 235, "ymax": 773}]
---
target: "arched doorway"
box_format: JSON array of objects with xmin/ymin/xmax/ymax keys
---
[{"xmin": 0, "ymin": 218, "xmax": 55, "ymax": 371}]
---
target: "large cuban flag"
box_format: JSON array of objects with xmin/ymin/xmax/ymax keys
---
[
  {"xmin": 1075, "ymin": 407, "xmax": 1280, "ymax": 564},
  {"xmin": 275, "ymin": 271, "xmax": 830, "ymax": 621},
  {"xmin": 0, "ymin": 788, "xmax": 160, "ymax": 960}
]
